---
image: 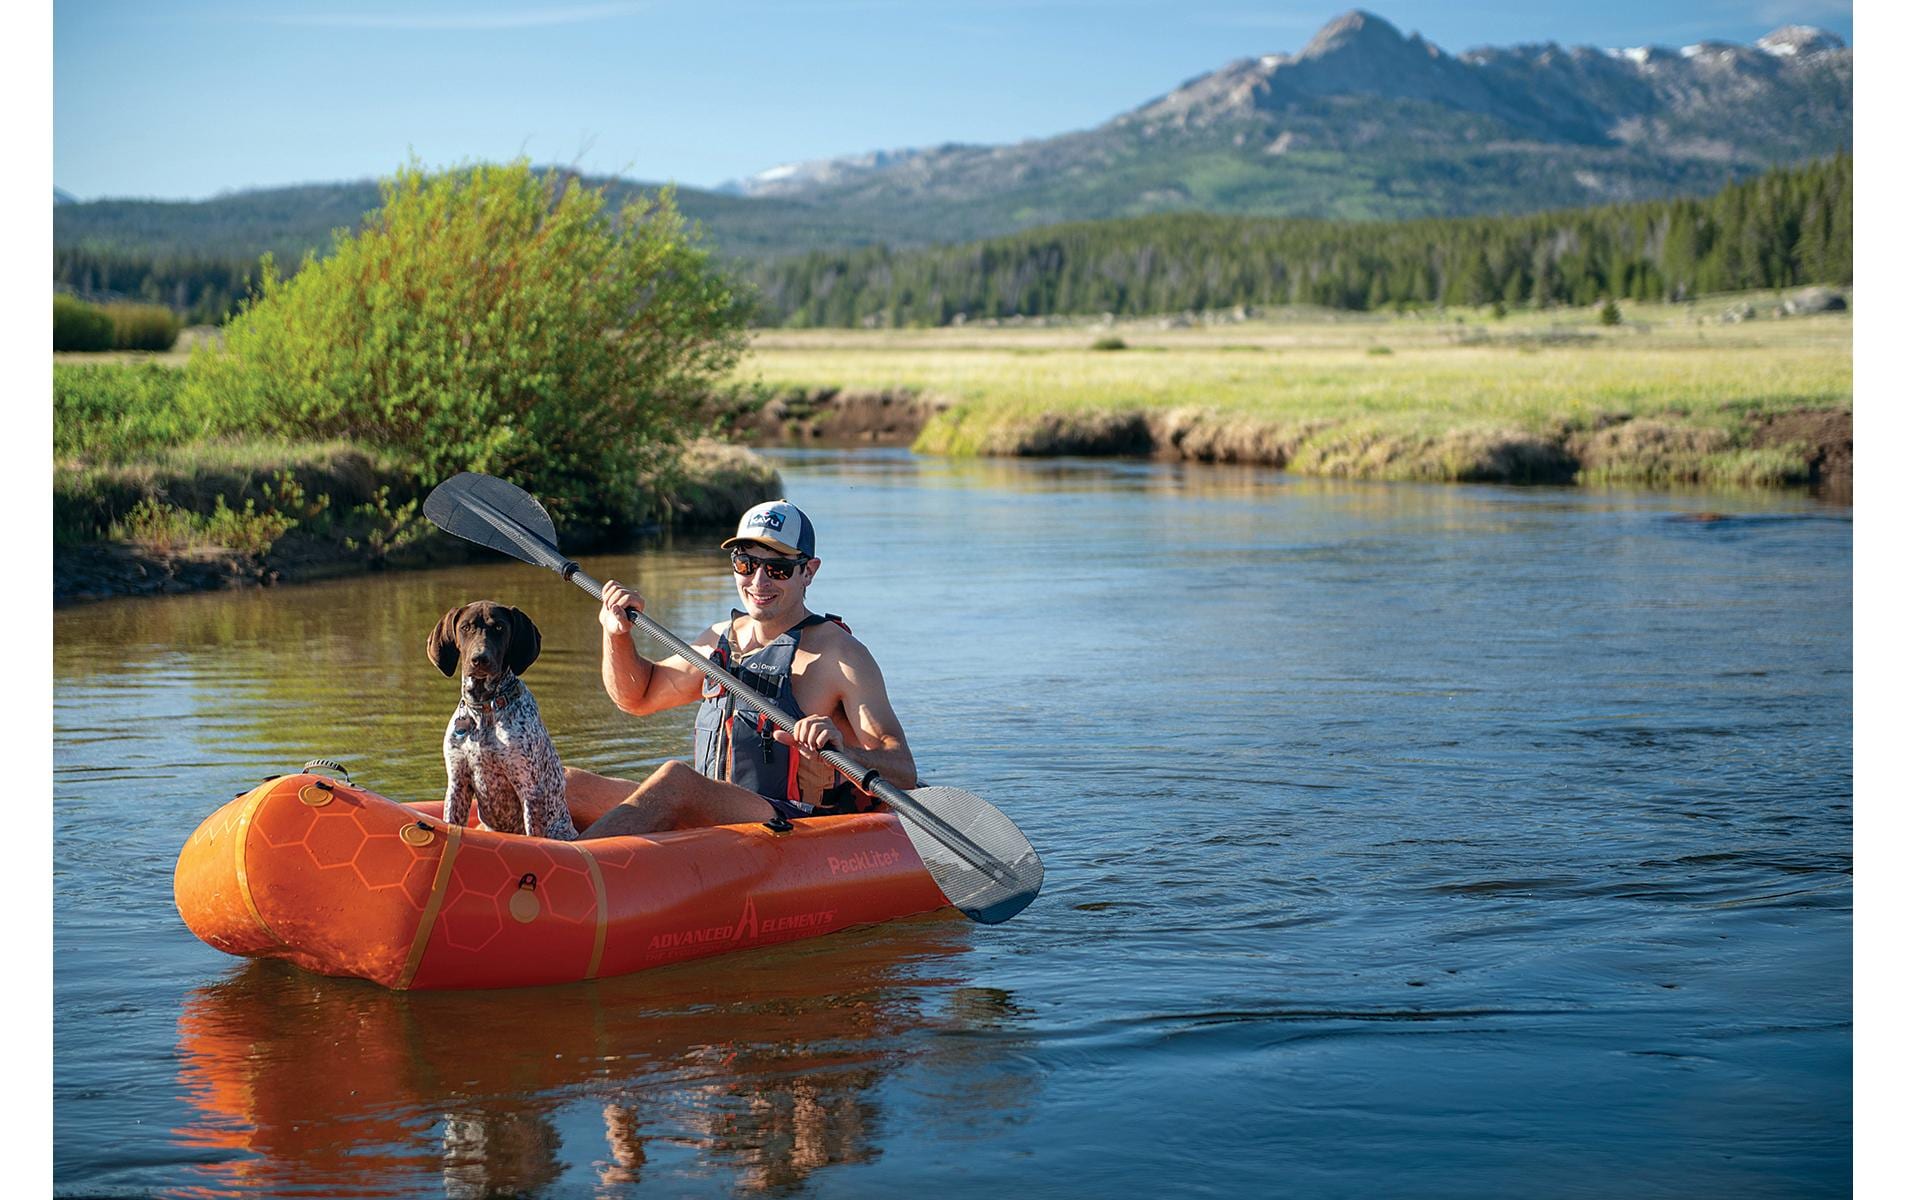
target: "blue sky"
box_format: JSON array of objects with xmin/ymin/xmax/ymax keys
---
[{"xmin": 54, "ymin": 0, "xmax": 1855, "ymax": 200}]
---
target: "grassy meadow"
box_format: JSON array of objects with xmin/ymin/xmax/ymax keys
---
[
  {"xmin": 736, "ymin": 292, "xmax": 1851, "ymax": 488},
  {"xmin": 54, "ymin": 288, "xmax": 1850, "ymax": 599}
]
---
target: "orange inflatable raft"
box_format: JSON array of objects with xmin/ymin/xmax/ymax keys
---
[{"xmin": 174, "ymin": 772, "xmax": 953, "ymax": 990}]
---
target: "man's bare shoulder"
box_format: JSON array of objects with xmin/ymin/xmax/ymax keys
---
[
  {"xmin": 659, "ymin": 622, "xmax": 722, "ymax": 667},
  {"xmin": 796, "ymin": 616, "xmax": 880, "ymax": 670}
]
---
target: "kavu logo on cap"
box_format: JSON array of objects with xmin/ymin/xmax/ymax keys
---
[{"xmin": 721, "ymin": 499, "xmax": 816, "ymax": 557}]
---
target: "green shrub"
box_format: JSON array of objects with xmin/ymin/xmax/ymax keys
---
[
  {"xmin": 341, "ymin": 485, "xmax": 427, "ymax": 562},
  {"xmin": 106, "ymin": 302, "xmax": 183, "ymax": 351},
  {"xmin": 53, "ymin": 443, "xmax": 395, "ymax": 547},
  {"xmin": 1090, "ymin": 335, "xmax": 1128, "ymax": 351},
  {"xmin": 54, "ymin": 294, "xmax": 114, "ymax": 351},
  {"xmin": 54, "ymin": 363, "xmax": 218, "ymax": 459},
  {"xmin": 112, "ymin": 498, "xmax": 201, "ymax": 553},
  {"xmin": 1599, "ymin": 298, "xmax": 1623, "ymax": 326},
  {"xmin": 202, "ymin": 495, "xmax": 297, "ymax": 554},
  {"xmin": 111, "ymin": 495, "xmax": 295, "ymax": 556},
  {"xmin": 181, "ymin": 159, "xmax": 751, "ymax": 530}
]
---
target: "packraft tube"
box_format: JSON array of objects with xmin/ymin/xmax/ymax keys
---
[{"xmin": 174, "ymin": 773, "xmax": 953, "ymax": 990}]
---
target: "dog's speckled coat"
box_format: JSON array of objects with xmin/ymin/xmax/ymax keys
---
[{"xmin": 428, "ymin": 602, "xmax": 577, "ymax": 841}]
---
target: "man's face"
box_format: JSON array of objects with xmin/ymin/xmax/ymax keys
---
[{"xmin": 729, "ymin": 541, "xmax": 816, "ymax": 621}]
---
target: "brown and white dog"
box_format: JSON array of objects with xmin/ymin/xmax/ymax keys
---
[{"xmin": 428, "ymin": 601, "xmax": 577, "ymax": 841}]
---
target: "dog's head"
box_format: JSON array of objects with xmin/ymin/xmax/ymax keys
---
[{"xmin": 428, "ymin": 601, "xmax": 542, "ymax": 681}]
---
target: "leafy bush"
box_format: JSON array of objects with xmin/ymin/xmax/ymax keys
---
[
  {"xmin": 1090, "ymin": 335, "xmax": 1128, "ymax": 351},
  {"xmin": 54, "ymin": 294, "xmax": 114, "ymax": 351},
  {"xmin": 342, "ymin": 485, "xmax": 427, "ymax": 562},
  {"xmin": 111, "ymin": 498, "xmax": 201, "ymax": 552},
  {"xmin": 201, "ymin": 495, "xmax": 298, "ymax": 554},
  {"xmin": 106, "ymin": 302, "xmax": 183, "ymax": 351},
  {"xmin": 54, "ymin": 363, "xmax": 218, "ymax": 459},
  {"xmin": 181, "ymin": 159, "xmax": 751, "ymax": 530},
  {"xmin": 112, "ymin": 495, "xmax": 295, "ymax": 556}
]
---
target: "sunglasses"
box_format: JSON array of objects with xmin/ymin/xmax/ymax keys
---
[{"xmin": 730, "ymin": 550, "xmax": 810, "ymax": 581}]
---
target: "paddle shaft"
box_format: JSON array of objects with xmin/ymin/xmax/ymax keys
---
[
  {"xmin": 425, "ymin": 475, "xmax": 1037, "ymax": 913},
  {"xmin": 559, "ymin": 564, "xmax": 1016, "ymax": 883}
]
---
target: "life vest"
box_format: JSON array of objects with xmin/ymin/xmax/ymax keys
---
[{"xmin": 692, "ymin": 611, "xmax": 864, "ymax": 814}]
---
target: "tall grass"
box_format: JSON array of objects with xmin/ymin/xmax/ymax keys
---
[
  {"xmin": 53, "ymin": 295, "xmax": 182, "ymax": 352},
  {"xmin": 737, "ymin": 295, "xmax": 1850, "ymax": 486},
  {"xmin": 54, "ymin": 295, "xmax": 114, "ymax": 352},
  {"xmin": 106, "ymin": 303, "xmax": 183, "ymax": 351}
]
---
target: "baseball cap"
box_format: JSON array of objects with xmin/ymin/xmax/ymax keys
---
[{"xmin": 721, "ymin": 500, "xmax": 816, "ymax": 558}]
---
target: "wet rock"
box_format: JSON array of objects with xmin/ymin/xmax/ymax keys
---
[{"xmin": 1778, "ymin": 287, "xmax": 1847, "ymax": 316}]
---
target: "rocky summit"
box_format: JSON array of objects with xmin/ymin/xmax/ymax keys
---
[
  {"xmin": 56, "ymin": 10, "xmax": 1851, "ymax": 261},
  {"xmin": 1116, "ymin": 10, "xmax": 1846, "ymax": 157},
  {"xmin": 724, "ymin": 9, "xmax": 1849, "ymax": 233}
]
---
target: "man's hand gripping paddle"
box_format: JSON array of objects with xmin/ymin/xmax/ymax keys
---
[{"xmin": 424, "ymin": 471, "xmax": 1044, "ymax": 924}]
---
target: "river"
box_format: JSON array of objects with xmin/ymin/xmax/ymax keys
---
[{"xmin": 53, "ymin": 449, "xmax": 1852, "ymax": 1197}]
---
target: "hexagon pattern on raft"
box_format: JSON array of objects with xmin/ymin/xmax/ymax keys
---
[
  {"xmin": 251, "ymin": 784, "xmax": 438, "ymax": 911},
  {"xmin": 186, "ymin": 801, "xmax": 244, "ymax": 854},
  {"xmin": 438, "ymin": 836, "xmax": 598, "ymax": 955}
]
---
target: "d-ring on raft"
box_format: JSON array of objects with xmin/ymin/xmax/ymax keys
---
[{"xmin": 174, "ymin": 773, "xmax": 953, "ymax": 990}]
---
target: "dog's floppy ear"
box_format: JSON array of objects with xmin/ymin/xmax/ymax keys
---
[
  {"xmin": 503, "ymin": 606, "xmax": 542, "ymax": 675},
  {"xmin": 427, "ymin": 606, "xmax": 465, "ymax": 678}
]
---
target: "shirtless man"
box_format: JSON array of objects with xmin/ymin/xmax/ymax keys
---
[{"xmin": 569, "ymin": 500, "xmax": 917, "ymax": 837}]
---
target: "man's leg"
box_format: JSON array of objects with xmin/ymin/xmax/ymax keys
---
[
  {"xmin": 575, "ymin": 760, "xmax": 779, "ymax": 839},
  {"xmin": 562, "ymin": 766, "xmax": 643, "ymax": 830}
]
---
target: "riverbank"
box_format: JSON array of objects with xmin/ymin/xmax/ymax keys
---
[
  {"xmin": 52, "ymin": 289, "xmax": 1851, "ymax": 604},
  {"xmin": 53, "ymin": 440, "xmax": 780, "ymax": 605},
  {"xmin": 729, "ymin": 291, "xmax": 1852, "ymax": 496}
]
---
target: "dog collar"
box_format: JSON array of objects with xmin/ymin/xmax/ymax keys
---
[{"xmin": 462, "ymin": 673, "xmax": 522, "ymax": 717}]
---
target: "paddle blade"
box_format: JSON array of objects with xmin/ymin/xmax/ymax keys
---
[
  {"xmin": 423, "ymin": 473, "xmax": 565, "ymax": 570},
  {"xmin": 896, "ymin": 786, "xmax": 1044, "ymax": 924}
]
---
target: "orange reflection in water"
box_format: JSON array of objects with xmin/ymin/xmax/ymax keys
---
[{"xmin": 171, "ymin": 913, "xmax": 1033, "ymax": 1197}]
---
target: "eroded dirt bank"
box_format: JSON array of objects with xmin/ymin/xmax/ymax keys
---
[{"xmin": 735, "ymin": 389, "xmax": 1852, "ymax": 498}]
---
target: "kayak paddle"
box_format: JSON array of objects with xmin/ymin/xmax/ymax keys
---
[{"xmin": 423, "ymin": 471, "xmax": 1044, "ymax": 924}]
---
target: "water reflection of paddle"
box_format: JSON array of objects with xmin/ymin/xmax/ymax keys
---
[{"xmin": 171, "ymin": 916, "xmax": 1034, "ymax": 1196}]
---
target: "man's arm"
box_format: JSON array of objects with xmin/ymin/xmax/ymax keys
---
[
  {"xmin": 779, "ymin": 634, "xmax": 917, "ymax": 792},
  {"xmin": 597, "ymin": 579, "xmax": 710, "ymax": 716},
  {"xmin": 834, "ymin": 645, "xmax": 917, "ymax": 789}
]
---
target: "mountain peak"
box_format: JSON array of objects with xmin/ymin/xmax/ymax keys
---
[
  {"xmin": 1757, "ymin": 25, "xmax": 1846, "ymax": 58},
  {"xmin": 706, "ymin": 8, "xmax": 1850, "ymax": 232},
  {"xmin": 1301, "ymin": 10, "xmax": 1409, "ymax": 59}
]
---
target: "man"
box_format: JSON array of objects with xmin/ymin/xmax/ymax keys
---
[{"xmin": 569, "ymin": 500, "xmax": 916, "ymax": 838}]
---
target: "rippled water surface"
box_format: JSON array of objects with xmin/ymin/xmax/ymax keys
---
[{"xmin": 54, "ymin": 451, "xmax": 1851, "ymax": 1197}]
